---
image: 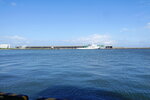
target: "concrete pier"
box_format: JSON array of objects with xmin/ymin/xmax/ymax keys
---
[{"xmin": 16, "ymin": 46, "xmax": 85, "ymax": 49}]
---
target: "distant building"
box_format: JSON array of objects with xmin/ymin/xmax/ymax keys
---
[
  {"xmin": 98, "ymin": 45, "xmax": 105, "ymax": 49},
  {"xmin": 16, "ymin": 46, "xmax": 26, "ymax": 49},
  {"xmin": 0, "ymin": 44, "xmax": 10, "ymax": 48},
  {"xmin": 105, "ymin": 45, "xmax": 113, "ymax": 49}
]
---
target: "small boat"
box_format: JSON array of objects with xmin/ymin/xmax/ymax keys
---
[{"xmin": 77, "ymin": 44, "xmax": 100, "ymax": 49}]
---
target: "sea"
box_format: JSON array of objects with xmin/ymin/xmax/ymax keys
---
[{"xmin": 0, "ymin": 49, "xmax": 150, "ymax": 100}]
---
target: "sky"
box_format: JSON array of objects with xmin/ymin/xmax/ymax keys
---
[{"xmin": 0, "ymin": 0, "xmax": 150, "ymax": 47}]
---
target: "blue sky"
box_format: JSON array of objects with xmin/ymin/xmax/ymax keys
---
[{"xmin": 0, "ymin": 0, "xmax": 150, "ymax": 47}]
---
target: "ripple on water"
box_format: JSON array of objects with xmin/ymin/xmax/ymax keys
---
[{"xmin": 0, "ymin": 49, "xmax": 150, "ymax": 100}]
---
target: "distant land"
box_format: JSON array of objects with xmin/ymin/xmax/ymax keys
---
[{"xmin": 0, "ymin": 46, "xmax": 150, "ymax": 50}]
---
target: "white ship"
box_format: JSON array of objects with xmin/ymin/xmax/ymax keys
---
[{"xmin": 77, "ymin": 44, "xmax": 100, "ymax": 49}]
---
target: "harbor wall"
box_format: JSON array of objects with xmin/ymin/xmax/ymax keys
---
[
  {"xmin": 16, "ymin": 45, "xmax": 114, "ymax": 49},
  {"xmin": 16, "ymin": 46, "xmax": 85, "ymax": 49}
]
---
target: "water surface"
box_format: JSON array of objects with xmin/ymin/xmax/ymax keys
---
[{"xmin": 0, "ymin": 49, "xmax": 150, "ymax": 100}]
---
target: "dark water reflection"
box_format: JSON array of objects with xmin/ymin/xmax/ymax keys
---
[{"xmin": 35, "ymin": 85, "xmax": 130, "ymax": 100}]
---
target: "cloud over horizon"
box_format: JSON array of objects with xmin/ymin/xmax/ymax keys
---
[
  {"xmin": 5, "ymin": 35, "xmax": 26, "ymax": 40},
  {"xmin": 0, "ymin": 33, "xmax": 149, "ymax": 47},
  {"xmin": 74, "ymin": 34, "xmax": 115, "ymax": 45},
  {"xmin": 0, "ymin": 34, "xmax": 115, "ymax": 46},
  {"xmin": 0, "ymin": 35, "xmax": 29, "ymax": 47}
]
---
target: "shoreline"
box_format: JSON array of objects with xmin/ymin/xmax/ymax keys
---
[
  {"xmin": 1, "ymin": 47, "xmax": 150, "ymax": 50},
  {"xmin": 113, "ymin": 47, "xmax": 150, "ymax": 49}
]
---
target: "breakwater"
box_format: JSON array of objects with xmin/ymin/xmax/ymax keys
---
[
  {"xmin": 16, "ymin": 46, "xmax": 112, "ymax": 49},
  {"xmin": 14, "ymin": 46, "xmax": 150, "ymax": 49},
  {"xmin": 16, "ymin": 46, "xmax": 85, "ymax": 49}
]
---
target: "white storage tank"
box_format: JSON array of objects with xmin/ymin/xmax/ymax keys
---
[{"xmin": 0, "ymin": 44, "xmax": 10, "ymax": 48}]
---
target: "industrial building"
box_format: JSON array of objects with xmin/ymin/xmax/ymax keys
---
[
  {"xmin": 105, "ymin": 46, "xmax": 113, "ymax": 49},
  {"xmin": 0, "ymin": 44, "xmax": 10, "ymax": 48}
]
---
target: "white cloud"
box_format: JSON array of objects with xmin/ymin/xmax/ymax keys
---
[
  {"xmin": 45, "ymin": 34, "xmax": 115, "ymax": 46},
  {"xmin": 0, "ymin": 35, "xmax": 29, "ymax": 47},
  {"xmin": 120, "ymin": 28, "xmax": 136, "ymax": 33},
  {"xmin": 0, "ymin": 34, "xmax": 115, "ymax": 47},
  {"xmin": 145, "ymin": 22, "xmax": 150, "ymax": 29},
  {"xmin": 73, "ymin": 34, "xmax": 115, "ymax": 45},
  {"xmin": 11, "ymin": 2, "xmax": 16, "ymax": 6},
  {"xmin": 5, "ymin": 35, "xmax": 26, "ymax": 40},
  {"xmin": 120, "ymin": 28, "xmax": 129, "ymax": 32}
]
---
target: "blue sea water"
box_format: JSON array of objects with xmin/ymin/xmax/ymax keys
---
[{"xmin": 0, "ymin": 49, "xmax": 150, "ymax": 100}]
